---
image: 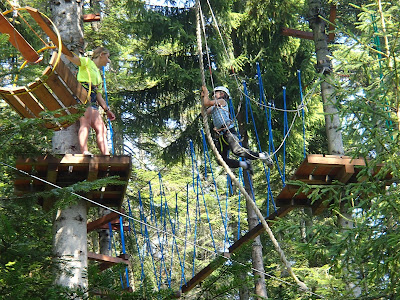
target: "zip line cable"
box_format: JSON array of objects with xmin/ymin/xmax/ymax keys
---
[{"xmin": 0, "ymin": 159, "xmax": 325, "ymax": 297}]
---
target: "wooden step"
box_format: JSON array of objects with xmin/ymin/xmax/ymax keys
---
[{"xmin": 87, "ymin": 252, "xmax": 130, "ymax": 271}]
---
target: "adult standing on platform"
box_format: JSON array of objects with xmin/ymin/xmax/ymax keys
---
[{"xmin": 66, "ymin": 47, "xmax": 115, "ymax": 155}]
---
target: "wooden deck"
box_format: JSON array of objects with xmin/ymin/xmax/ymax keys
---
[
  {"xmin": 179, "ymin": 154, "xmax": 392, "ymax": 295},
  {"xmin": 14, "ymin": 154, "xmax": 132, "ymax": 208}
]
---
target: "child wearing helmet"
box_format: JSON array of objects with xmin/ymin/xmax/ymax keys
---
[{"xmin": 201, "ymin": 85, "xmax": 273, "ymax": 174}]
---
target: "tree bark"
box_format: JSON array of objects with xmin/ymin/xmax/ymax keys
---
[
  {"xmin": 50, "ymin": 0, "xmax": 87, "ymax": 293},
  {"xmin": 308, "ymin": 0, "xmax": 360, "ymax": 296},
  {"xmin": 308, "ymin": 0, "xmax": 344, "ymax": 156}
]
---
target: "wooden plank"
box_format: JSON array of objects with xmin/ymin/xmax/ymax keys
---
[
  {"xmin": 0, "ymin": 89, "xmax": 33, "ymax": 118},
  {"xmin": 97, "ymin": 224, "xmax": 129, "ymax": 231},
  {"xmin": 336, "ymin": 164, "xmax": 355, "ymax": 183},
  {"xmin": 228, "ymin": 207, "xmax": 291, "ymax": 254},
  {"xmin": 181, "ymin": 253, "xmax": 230, "ymax": 293},
  {"xmin": 10, "ymin": 87, "xmax": 44, "ymax": 117},
  {"xmin": 182, "ymin": 207, "xmax": 293, "ymax": 293},
  {"xmin": 83, "ymin": 13, "xmax": 101, "ymax": 22},
  {"xmin": 28, "ymin": 80, "xmax": 65, "ymax": 113},
  {"xmin": 59, "ymin": 154, "xmax": 132, "ymax": 167},
  {"xmin": 292, "ymin": 173, "xmax": 332, "ymax": 184},
  {"xmin": 281, "ymin": 27, "xmax": 313, "ymax": 40},
  {"xmin": 87, "ymin": 251, "xmax": 130, "ymax": 265},
  {"xmin": 0, "ymin": 12, "xmax": 40, "ymax": 62},
  {"xmin": 306, "ymin": 154, "xmax": 366, "ymax": 167},
  {"xmin": 45, "ymin": 72, "xmax": 79, "ymax": 113},
  {"xmin": 51, "ymin": 57, "xmax": 87, "ymax": 104},
  {"xmin": 25, "ymin": 7, "xmax": 73, "ymax": 57},
  {"xmin": 87, "ymin": 211, "xmax": 121, "ymax": 232},
  {"xmin": 328, "ymin": 5, "xmax": 337, "ymax": 42}
]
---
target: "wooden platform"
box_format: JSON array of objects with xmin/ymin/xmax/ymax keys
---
[
  {"xmin": 14, "ymin": 154, "xmax": 132, "ymax": 208},
  {"xmin": 179, "ymin": 154, "xmax": 392, "ymax": 295},
  {"xmin": 275, "ymin": 154, "xmax": 391, "ymax": 214}
]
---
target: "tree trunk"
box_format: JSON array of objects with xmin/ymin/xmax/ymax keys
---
[
  {"xmin": 307, "ymin": 0, "xmax": 344, "ymax": 156},
  {"xmin": 308, "ymin": 0, "xmax": 360, "ymax": 296},
  {"xmin": 238, "ymin": 110, "xmax": 268, "ymax": 299},
  {"xmin": 98, "ymin": 208, "xmax": 112, "ymax": 256},
  {"xmin": 50, "ymin": 0, "xmax": 87, "ymax": 292}
]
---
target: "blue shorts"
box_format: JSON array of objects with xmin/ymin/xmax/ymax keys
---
[{"xmin": 81, "ymin": 82, "xmax": 98, "ymax": 109}]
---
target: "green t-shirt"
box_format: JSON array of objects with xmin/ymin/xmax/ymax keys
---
[{"xmin": 77, "ymin": 57, "xmax": 102, "ymax": 87}]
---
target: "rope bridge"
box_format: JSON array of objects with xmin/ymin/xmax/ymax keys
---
[{"xmin": 0, "ymin": 7, "xmax": 87, "ymax": 130}]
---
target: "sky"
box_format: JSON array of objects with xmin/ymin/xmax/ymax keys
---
[{"xmin": 147, "ymin": 0, "xmax": 193, "ymax": 8}]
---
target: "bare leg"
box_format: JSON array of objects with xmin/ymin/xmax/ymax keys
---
[
  {"xmin": 79, "ymin": 107, "xmax": 92, "ymax": 153},
  {"xmin": 91, "ymin": 109, "xmax": 109, "ymax": 155}
]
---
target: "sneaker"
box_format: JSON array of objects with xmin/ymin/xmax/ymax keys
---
[
  {"xmin": 83, "ymin": 150, "xmax": 93, "ymax": 156},
  {"xmin": 244, "ymin": 160, "xmax": 254, "ymax": 176},
  {"xmin": 260, "ymin": 152, "xmax": 274, "ymax": 169}
]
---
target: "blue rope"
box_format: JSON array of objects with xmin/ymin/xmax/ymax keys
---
[
  {"xmin": 164, "ymin": 193, "xmax": 186, "ymax": 286},
  {"xmin": 202, "ymin": 135, "xmax": 208, "ymax": 179},
  {"xmin": 108, "ymin": 223, "xmax": 124, "ymax": 288},
  {"xmin": 139, "ymin": 191, "xmax": 160, "ymax": 289},
  {"xmin": 236, "ymin": 170, "xmax": 242, "ymax": 240},
  {"xmin": 186, "ymin": 183, "xmax": 191, "ymax": 230},
  {"xmin": 149, "ymin": 179, "xmax": 169, "ymax": 288},
  {"xmin": 158, "ymin": 173, "xmax": 172, "ymax": 287},
  {"xmin": 119, "ymin": 216, "xmax": 130, "ymax": 288},
  {"xmin": 190, "ymin": 140, "xmax": 195, "ymax": 192},
  {"xmin": 101, "ymin": 66, "xmax": 114, "ymax": 155},
  {"xmin": 190, "ymin": 140, "xmax": 217, "ymax": 253},
  {"xmin": 200, "ymin": 129, "xmax": 229, "ymax": 246},
  {"xmin": 127, "ymin": 197, "xmax": 145, "ymax": 282},
  {"xmin": 191, "ymin": 177, "xmax": 199, "ymax": 277},
  {"xmin": 243, "ymin": 79, "xmax": 277, "ymax": 215},
  {"xmin": 180, "ymin": 184, "xmax": 190, "ymax": 288},
  {"xmin": 255, "ymin": 64, "xmax": 284, "ymax": 185},
  {"xmin": 297, "ymin": 70, "xmax": 306, "ymax": 158}
]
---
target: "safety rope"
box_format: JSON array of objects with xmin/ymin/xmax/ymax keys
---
[
  {"xmin": 195, "ymin": 0, "xmax": 308, "ymax": 291},
  {"xmin": 102, "ymin": 66, "xmax": 114, "ymax": 153}
]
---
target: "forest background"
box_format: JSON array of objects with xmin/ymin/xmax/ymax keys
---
[{"xmin": 0, "ymin": 0, "xmax": 399, "ymax": 299}]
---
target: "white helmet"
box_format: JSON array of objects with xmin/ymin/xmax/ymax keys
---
[{"xmin": 213, "ymin": 86, "xmax": 230, "ymax": 98}]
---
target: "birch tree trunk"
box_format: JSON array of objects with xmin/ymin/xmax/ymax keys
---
[
  {"xmin": 307, "ymin": 0, "xmax": 344, "ymax": 156},
  {"xmin": 307, "ymin": 0, "xmax": 360, "ymax": 296},
  {"xmin": 50, "ymin": 0, "xmax": 88, "ymax": 293}
]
